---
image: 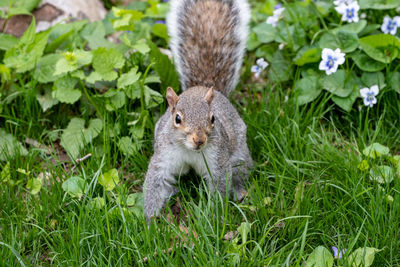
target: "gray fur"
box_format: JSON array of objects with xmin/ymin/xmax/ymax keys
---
[{"xmin": 144, "ymin": 0, "xmax": 252, "ymax": 223}]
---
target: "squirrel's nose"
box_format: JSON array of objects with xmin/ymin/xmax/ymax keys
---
[{"xmin": 192, "ymin": 136, "xmax": 206, "ymax": 149}]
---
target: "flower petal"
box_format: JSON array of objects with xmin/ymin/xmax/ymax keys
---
[
  {"xmin": 251, "ymin": 65, "xmax": 260, "ymax": 73},
  {"xmin": 370, "ymin": 85, "xmax": 379, "ymax": 96},
  {"xmin": 360, "ymin": 88, "xmax": 370, "ymax": 98},
  {"xmin": 332, "ymin": 247, "xmax": 339, "ymax": 258},
  {"xmin": 321, "ymin": 48, "xmax": 333, "ymax": 60},
  {"xmin": 363, "ymin": 97, "xmax": 370, "ymax": 107}
]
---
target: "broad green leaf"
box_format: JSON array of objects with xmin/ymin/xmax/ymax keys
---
[
  {"xmin": 92, "ymin": 47, "xmax": 125, "ymax": 81},
  {"xmin": 144, "ymin": 86, "xmax": 163, "ymax": 108},
  {"xmin": 150, "ymin": 43, "xmax": 180, "ymax": 91},
  {"xmin": 358, "ymin": 160, "xmax": 370, "ymax": 171},
  {"xmin": 99, "ymin": 90, "xmax": 126, "ymax": 111},
  {"xmin": 294, "ymin": 75, "xmax": 322, "ymax": 105},
  {"xmin": 130, "ymin": 110, "xmax": 149, "ymax": 139},
  {"xmin": 319, "ymin": 30, "xmax": 358, "ymax": 53},
  {"xmin": 54, "ymin": 50, "xmax": 93, "ymax": 76},
  {"xmin": 52, "ymin": 76, "xmax": 81, "ymax": 104},
  {"xmin": 0, "ymin": 34, "xmax": 18, "ymax": 50},
  {"xmin": 36, "ymin": 86, "xmax": 59, "ymax": 112},
  {"xmin": 332, "ymin": 83, "xmax": 359, "ymax": 112},
  {"xmin": 331, "ymin": 20, "xmax": 367, "ymax": 34},
  {"xmin": 112, "ymin": 7, "xmax": 144, "ymax": 31},
  {"xmin": 359, "ymin": 34, "xmax": 400, "ymax": 63},
  {"xmin": 152, "ymin": 23, "xmax": 169, "ymax": 42},
  {"xmin": 132, "ymin": 39, "xmax": 150, "ymax": 54},
  {"xmin": 0, "ymin": 64, "xmax": 11, "ymax": 81},
  {"xmin": 305, "ymin": 246, "xmax": 334, "ymax": 267},
  {"xmin": 363, "ymin": 143, "xmax": 390, "ymax": 158},
  {"xmin": 247, "ymin": 32, "xmax": 260, "ymax": 51},
  {"xmin": 351, "ymin": 51, "xmax": 385, "ymax": 72},
  {"xmin": 33, "ymin": 54, "xmax": 63, "ymax": 83},
  {"xmin": 126, "ymin": 194, "xmax": 136, "ymax": 206},
  {"xmin": 237, "ymin": 222, "xmax": 251, "ymax": 245},
  {"xmin": 359, "ymin": 0, "xmax": 400, "ymax": 9},
  {"xmin": 253, "ymin": 22, "xmax": 276, "ymax": 44},
  {"xmin": 26, "ymin": 177, "xmax": 43, "ymax": 195},
  {"xmin": 20, "ymin": 16, "xmax": 36, "ymax": 44},
  {"xmin": 89, "ymin": 197, "xmax": 105, "ymax": 210},
  {"xmin": 361, "ymin": 72, "xmax": 385, "ymax": 88},
  {"xmin": 323, "ymin": 70, "xmax": 353, "ymax": 97},
  {"xmin": 0, "ymin": 129, "xmax": 28, "ymax": 161},
  {"xmin": 294, "ymin": 47, "xmax": 322, "ymax": 66},
  {"xmin": 347, "ymin": 247, "xmax": 380, "ymax": 267},
  {"xmin": 4, "ymin": 29, "xmax": 50, "ymax": 73},
  {"xmin": 60, "ymin": 118, "xmax": 103, "ymax": 159},
  {"xmin": 265, "ymin": 50, "xmax": 292, "ymax": 83},
  {"xmin": 370, "ymin": 165, "xmax": 394, "ymax": 184},
  {"xmin": 118, "ymin": 136, "xmax": 138, "ymax": 156},
  {"xmin": 99, "ymin": 169, "xmax": 119, "ymax": 191},
  {"xmin": 117, "ymin": 67, "xmax": 141, "ymax": 88},
  {"xmin": 62, "ymin": 176, "xmax": 88, "ymax": 198},
  {"xmin": 388, "ymin": 72, "xmax": 400, "ymax": 94},
  {"xmin": 1, "ymin": 162, "xmax": 11, "ymax": 182},
  {"xmin": 81, "ymin": 21, "xmax": 115, "ymax": 50}
]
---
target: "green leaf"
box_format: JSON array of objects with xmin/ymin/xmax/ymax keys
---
[
  {"xmin": 237, "ymin": 222, "xmax": 251, "ymax": 245},
  {"xmin": 36, "ymin": 86, "xmax": 59, "ymax": 112},
  {"xmin": 246, "ymin": 32, "xmax": 260, "ymax": 51},
  {"xmin": 322, "ymin": 70, "xmax": 354, "ymax": 97},
  {"xmin": 149, "ymin": 42, "xmax": 180, "ymax": 91},
  {"xmin": 252, "ymin": 22, "xmax": 276, "ymax": 44},
  {"xmin": 99, "ymin": 90, "xmax": 126, "ymax": 111},
  {"xmin": 88, "ymin": 197, "xmax": 105, "ymax": 210},
  {"xmin": 91, "ymin": 47, "xmax": 125, "ymax": 82},
  {"xmin": 359, "ymin": 0, "xmax": 400, "ymax": 9},
  {"xmin": 81, "ymin": 21, "xmax": 115, "ymax": 50},
  {"xmin": 52, "ymin": 76, "xmax": 81, "ymax": 104},
  {"xmin": 351, "ymin": 51, "xmax": 385, "ymax": 72},
  {"xmin": 359, "ymin": 34, "xmax": 400, "ymax": 63},
  {"xmin": 0, "ymin": 128, "xmax": 28, "ymax": 161},
  {"xmin": 294, "ymin": 47, "xmax": 322, "ymax": 66},
  {"xmin": 265, "ymin": 50, "xmax": 292, "ymax": 83},
  {"xmin": 4, "ymin": 27, "xmax": 50, "ymax": 73},
  {"xmin": 99, "ymin": 169, "xmax": 119, "ymax": 191},
  {"xmin": 363, "ymin": 143, "xmax": 390, "ymax": 158},
  {"xmin": 294, "ymin": 75, "xmax": 322, "ymax": 105},
  {"xmin": 117, "ymin": 67, "xmax": 141, "ymax": 88},
  {"xmin": 1, "ymin": 162, "xmax": 11, "ymax": 182},
  {"xmin": 33, "ymin": 53, "xmax": 63, "ymax": 83},
  {"xmin": 347, "ymin": 247, "xmax": 380, "ymax": 267},
  {"xmin": 54, "ymin": 50, "xmax": 93, "ymax": 76},
  {"xmin": 361, "ymin": 72, "xmax": 385, "ymax": 88},
  {"xmin": 62, "ymin": 176, "xmax": 88, "ymax": 198},
  {"xmin": 0, "ymin": 34, "xmax": 18, "ymax": 50},
  {"xmin": 358, "ymin": 159, "xmax": 370, "ymax": 171},
  {"xmin": 152, "ymin": 23, "xmax": 169, "ymax": 42},
  {"xmin": 388, "ymin": 72, "xmax": 400, "ymax": 94},
  {"xmin": 369, "ymin": 165, "xmax": 394, "ymax": 184},
  {"xmin": 305, "ymin": 246, "xmax": 334, "ymax": 267},
  {"xmin": 331, "ymin": 20, "xmax": 367, "ymax": 34},
  {"xmin": 144, "ymin": 86, "xmax": 163, "ymax": 108},
  {"xmin": 118, "ymin": 136, "xmax": 138, "ymax": 156},
  {"xmin": 60, "ymin": 118, "xmax": 103, "ymax": 159},
  {"xmin": 0, "ymin": 64, "xmax": 11, "ymax": 81},
  {"xmin": 319, "ymin": 30, "xmax": 358, "ymax": 53},
  {"xmin": 26, "ymin": 177, "xmax": 43, "ymax": 195},
  {"xmin": 332, "ymin": 81, "xmax": 360, "ymax": 112},
  {"xmin": 132, "ymin": 39, "xmax": 150, "ymax": 54}
]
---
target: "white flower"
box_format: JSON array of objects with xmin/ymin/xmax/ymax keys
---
[
  {"xmin": 319, "ymin": 48, "xmax": 345, "ymax": 75},
  {"xmin": 360, "ymin": 85, "xmax": 379, "ymax": 107},
  {"xmin": 381, "ymin": 16, "xmax": 400, "ymax": 35},
  {"xmin": 251, "ymin": 58, "xmax": 269, "ymax": 78},
  {"xmin": 333, "ymin": 0, "xmax": 354, "ymax": 6},
  {"xmin": 266, "ymin": 16, "xmax": 279, "ymax": 27},
  {"xmin": 335, "ymin": 1, "xmax": 360, "ymax": 23},
  {"xmin": 360, "ymin": 13, "xmax": 366, "ymax": 19},
  {"xmin": 279, "ymin": 43, "xmax": 286, "ymax": 50},
  {"xmin": 266, "ymin": 7, "xmax": 285, "ymax": 27}
]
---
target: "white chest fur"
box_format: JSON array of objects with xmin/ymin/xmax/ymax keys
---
[{"xmin": 159, "ymin": 144, "xmax": 218, "ymax": 180}]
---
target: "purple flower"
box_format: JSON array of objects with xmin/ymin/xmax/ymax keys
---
[
  {"xmin": 155, "ymin": 20, "xmax": 166, "ymax": 24},
  {"xmin": 332, "ymin": 246, "xmax": 347, "ymax": 259},
  {"xmin": 381, "ymin": 16, "xmax": 400, "ymax": 35},
  {"xmin": 274, "ymin": 3, "xmax": 282, "ymax": 9}
]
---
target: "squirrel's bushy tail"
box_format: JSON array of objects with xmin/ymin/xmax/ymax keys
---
[{"xmin": 167, "ymin": 0, "xmax": 250, "ymax": 97}]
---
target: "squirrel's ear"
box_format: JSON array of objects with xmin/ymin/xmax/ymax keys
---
[
  {"xmin": 204, "ymin": 87, "xmax": 214, "ymax": 104},
  {"xmin": 166, "ymin": 87, "xmax": 178, "ymax": 112}
]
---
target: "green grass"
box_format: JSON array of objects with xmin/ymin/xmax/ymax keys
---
[{"xmin": 1, "ymin": 78, "xmax": 400, "ymax": 266}]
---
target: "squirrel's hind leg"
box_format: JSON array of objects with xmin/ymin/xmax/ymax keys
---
[{"xmin": 231, "ymin": 149, "xmax": 253, "ymax": 202}]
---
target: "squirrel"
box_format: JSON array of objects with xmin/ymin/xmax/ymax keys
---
[{"xmin": 144, "ymin": 0, "xmax": 252, "ymax": 223}]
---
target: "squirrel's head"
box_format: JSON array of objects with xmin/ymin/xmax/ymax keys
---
[{"xmin": 166, "ymin": 86, "xmax": 215, "ymax": 151}]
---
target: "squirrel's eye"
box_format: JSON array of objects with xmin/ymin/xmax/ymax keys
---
[
  {"xmin": 175, "ymin": 114, "xmax": 181, "ymax": 124},
  {"xmin": 211, "ymin": 115, "xmax": 215, "ymax": 124}
]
